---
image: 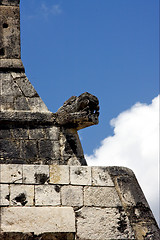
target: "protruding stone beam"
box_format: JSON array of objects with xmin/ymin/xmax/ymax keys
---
[{"xmin": 0, "ymin": 0, "xmax": 24, "ymax": 71}]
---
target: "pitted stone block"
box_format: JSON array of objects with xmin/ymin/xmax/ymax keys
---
[
  {"xmin": 61, "ymin": 185, "xmax": 83, "ymax": 207},
  {"xmin": 0, "ymin": 0, "xmax": 20, "ymax": 6},
  {"xmin": 92, "ymin": 166, "xmax": 114, "ymax": 186},
  {"xmin": 0, "ymin": 96, "xmax": 14, "ymax": 111},
  {"xmin": 0, "ymin": 140, "xmax": 21, "ymax": 161},
  {"xmin": 14, "ymin": 75, "xmax": 38, "ymax": 98},
  {"xmin": 21, "ymin": 140, "xmax": 38, "ymax": 160},
  {"xmin": 46, "ymin": 126, "xmax": 60, "ymax": 141},
  {"xmin": 1, "ymin": 207, "xmax": 76, "ymax": 234},
  {"xmin": 10, "ymin": 184, "xmax": 34, "ymax": 206},
  {"xmin": 29, "ymin": 127, "xmax": 45, "ymax": 139},
  {"xmin": 11, "ymin": 127, "xmax": 28, "ymax": 139},
  {"xmin": 23, "ymin": 165, "xmax": 49, "ymax": 184},
  {"xmin": 70, "ymin": 166, "xmax": 91, "ymax": 185},
  {"xmin": 35, "ymin": 185, "xmax": 61, "ymax": 206},
  {"xmin": 0, "ymin": 233, "xmax": 75, "ymax": 240},
  {"xmin": 84, "ymin": 186, "xmax": 122, "ymax": 207},
  {"xmin": 0, "ymin": 164, "xmax": 22, "ymax": 183},
  {"xmin": 39, "ymin": 140, "xmax": 60, "ymax": 160},
  {"xmin": 0, "ymin": 184, "xmax": 9, "ymax": 206},
  {"xmin": 76, "ymin": 207, "xmax": 135, "ymax": 239},
  {"xmin": 14, "ymin": 96, "xmax": 30, "ymax": 110},
  {"xmin": 0, "ymin": 126, "xmax": 11, "ymax": 139},
  {"xmin": 27, "ymin": 98, "xmax": 49, "ymax": 112},
  {"xmin": 50, "ymin": 165, "xmax": 69, "ymax": 184},
  {"xmin": 2, "ymin": 77, "xmax": 22, "ymax": 97}
]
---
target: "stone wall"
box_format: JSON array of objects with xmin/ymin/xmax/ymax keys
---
[
  {"xmin": 0, "ymin": 164, "xmax": 159, "ymax": 239},
  {"xmin": 0, "ymin": 0, "xmax": 24, "ymax": 70},
  {"xmin": 0, "ymin": 71, "xmax": 86, "ymax": 166},
  {"xmin": 0, "ymin": 1, "xmax": 160, "ymax": 239}
]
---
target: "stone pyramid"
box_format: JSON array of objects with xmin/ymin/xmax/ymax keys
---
[{"xmin": 0, "ymin": 0, "xmax": 159, "ymax": 239}]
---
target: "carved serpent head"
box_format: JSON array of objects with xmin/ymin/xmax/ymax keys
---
[{"xmin": 56, "ymin": 92, "xmax": 99, "ymax": 130}]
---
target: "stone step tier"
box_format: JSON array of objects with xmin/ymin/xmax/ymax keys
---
[{"xmin": 0, "ymin": 164, "xmax": 159, "ymax": 239}]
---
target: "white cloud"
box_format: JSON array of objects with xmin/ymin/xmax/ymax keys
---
[
  {"xmin": 51, "ymin": 4, "xmax": 62, "ymax": 15},
  {"xmin": 86, "ymin": 95, "xmax": 159, "ymax": 225},
  {"xmin": 41, "ymin": 3, "xmax": 62, "ymax": 18}
]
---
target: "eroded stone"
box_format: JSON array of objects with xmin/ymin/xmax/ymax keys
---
[
  {"xmin": 70, "ymin": 166, "xmax": 91, "ymax": 185},
  {"xmin": 61, "ymin": 185, "xmax": 83, "ymax": 207},
  {"xmin": 0, "ymin": 184, "xmax": 9, "ymax": 206},
  {"xmin": 23, "ymin": 165, "xmax": 49, "ymax": 184},
  {"xmin": 10, "ymin": 184, "xmax": 34, "ymax": 206},
  {"xmin": 84, "ymin": 186, "xmax": 121, "ymax": 207},
  {"xmin": 35, "ymin": 185, "xmax": 60, "ymax": 206},
  {"xmin": 76, "ymin": 207, "xmax": 135, "ymax": 239},
  {"xmin": 1, "ymin": 207, "xmax": 75, "ymax": 234},
  {"xmin": 50, "ymin": 165, "xmax": 69, "ymax": 184},
  {"xmin": 92, "ymin": 166, "xmax": 114, "ymax": 186},
  {"xmin": 0, "ymin": 164, "xmax": 22, "ymax": 183}
]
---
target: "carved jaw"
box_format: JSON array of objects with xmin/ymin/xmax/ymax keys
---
[{"xmin": 56, "ymin": 92, "xmax": 99, "ymax": 130}]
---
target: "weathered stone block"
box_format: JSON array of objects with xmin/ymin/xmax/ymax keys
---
[
  {"xmin": 0, "ymin": 1, "xmax": 20, "ymax": 7},
  {"xmin": 67, "ymin": 156, "xmax": 82, "ymax": 166},
  {"xmin": 92, "ymin": 166, "xmax": 114, "ymax": 186},
  {"xmin": 0, "ymin": 126, "xmax": 11, "ymax": 139},
  {"xmin": 46, "ymin": 126, "xmax": 60, "ymax": 140},
  {"xmin": 29, "ymin": 127, "xmax": 45, "ymax": 139},
  {"xmin": 0, "ymin": 232, "xmax": 75, "ymax": 240},
  {"xmin": 14, "ymin": 96, "xmax": 30, "ymax": 110},
  {"xmin": 27, "ymin": 98, "xmax": 49, "ymax": 112},
  {"xmin": 11, "ymin": 72, "xmax": 22, "ymax": 79},
  {"xmin": 0, "ymin": 5, "xmax": 21, "ymax": 59},
  {"xmin": 60, "ymin": 129, "xmax": 85, "ymax": 165},
  {"xmin": 70, "ymin": 166, "xmax": 91, "ymax": 185},
  {"xmin": 1, "ymin": 207, "xmax": 75, "ymax": 234},
  {"xmin": 50, "ymin": 165, "xmax": 69, "ymax": 184},
  {"xmin": 14, "ymin": 75, "xmax": 37, "ymax": 97},
  {"xmin": 84, "ymin": 186, "xmax": 121, "ymax": 207},
  {"xmin": 39, "ymin": 140, "xmax": 60, "ymax": 160},
  {"xmin": 10, "ymin": 184, "xmax": 34, "ymax": 206},
  {"xmin": 76, "ymin": 207, "xmax": 135, "ymax": 239},
  {"xmin": 23, "ymin": 165, "xmax": 49, "ymax": 184},
  {"xmin": 0, "ymin": 164, "xmax": 22, "ymax": 183},
  {"xmin": 11, "ymin": 127, "xmax": 28, "ymax": 139},
  {"xmin": 2, "ymin": 78, "xmax": 22, "ymax": 97},
  {"xmin": 21, "ymin": 140, "xmax": 38, "ymax": 160},
  {"xmin": 0, "ymin": 184, "xmax": 9, "ymax": 206},
  {"xmin": 61, "ymin": 185, "xmax": 83, "ymax": 207},
  {"xmin": 35, "ymin": 185, "xmax": 60, "ymax": 206},
  {"xmin": 115, "ymin": 174, "xmax": 149, "ymax": 207},
  {"xmin": 0, "ymin": 95, "xmax": 14, "ymax": 111},
  {"xmin": 0, "ymin": 139, "xmax": 21, "ymax": 160}
]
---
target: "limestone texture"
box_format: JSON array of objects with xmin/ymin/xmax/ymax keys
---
[
  {"xmin": 76, "ymin": 207, "xmax": 135, "ymax": 239},
  {"xmin": 0, "ymin": 233, "xmax": 75, "ymax": 240},
  {"xmin": 10, "ymin": 184, "xmax": 34, "ymax": 206},
  {"xmin": 61, "ymin": 185, "xmax": 83, "ymax": 207},
  {"xmin": 35, "ymin": 185, "xmax": 60, "ymax": 206},
  {"xmin": 70, "ymin": 166, "xmax": 91, "ymax": 185},
  {"xmin": 91, "ymin": 166, "xmax": 114, "ymax": 186},
  {"xmin": 0, "ymin": 164, "xmax": 22, "ymax": 183},
  {"xmin": 0, "ymin": 184, "xmax": 9, "ymax": 206},
  {"xmin": 23, "ymin": 165, "xmax": 49, "ymax": 184},
  {"xmin": 0, "ymin": 164, "xmax": 160, "ymax": 239},
  {"xmin": 0, "ymin": 0, "xmax": 160, "ymax": 239},
  {"xmin": 1, "ymin": 207, "xmax": 75, "ymax": 234},
  {"xmin": 50, "ymin": 165, "xmax": 69, "ymax": 184},
  {"xmin": 84, "ymin": 186, "xmax": 122, "ymax": 207}
]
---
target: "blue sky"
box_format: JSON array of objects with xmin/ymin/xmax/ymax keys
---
[
  {"xmin": 21, "ymin": 0, "xmax": 159, "ymax": 154},
  {"xmin": 20, "ymin": 0, "xmax": 159, "ymax": 224}
]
